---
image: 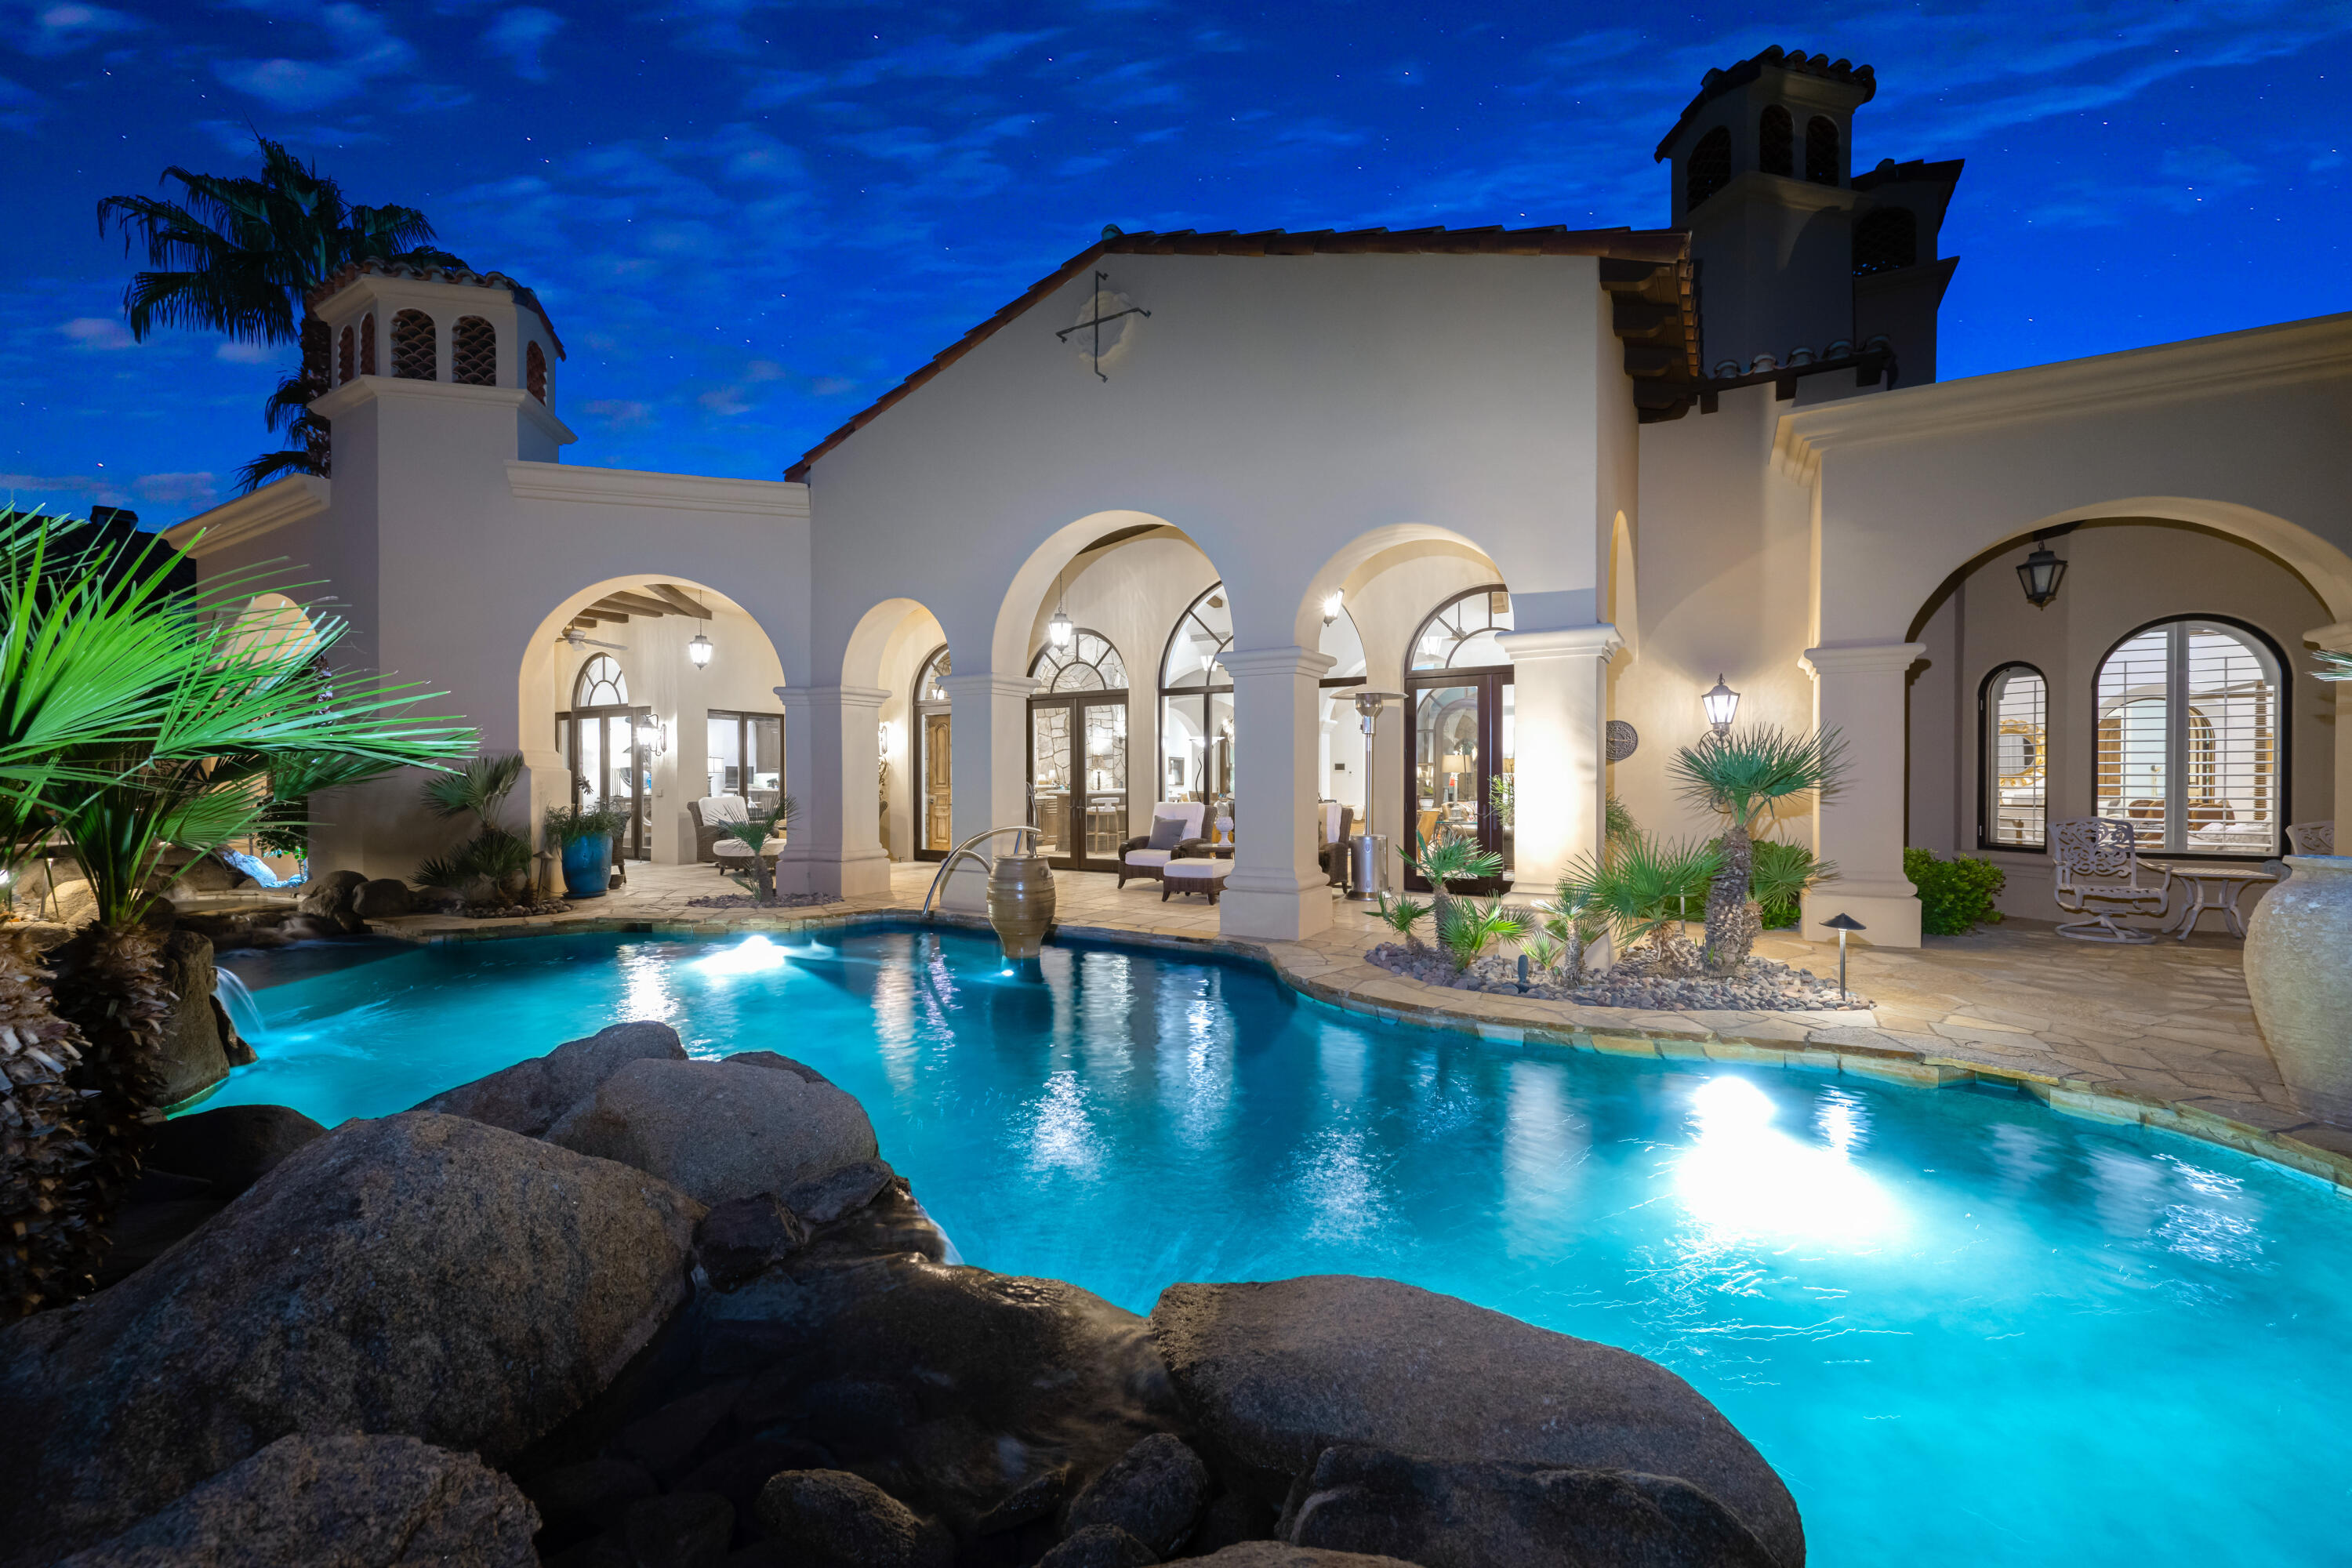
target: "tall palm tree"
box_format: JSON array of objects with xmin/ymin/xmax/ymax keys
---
[
  {"xmin": 97, "ymin": 136, "xmax": 466, "ymax": 491},
  {"xmin": 1669, "ymin": 724, "xmax": 1848, "ymax": 973}
]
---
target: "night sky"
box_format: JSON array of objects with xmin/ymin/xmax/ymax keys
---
[{"xmin": 5, "ymin": 1, "xmax": 2347, "ymax": 527}]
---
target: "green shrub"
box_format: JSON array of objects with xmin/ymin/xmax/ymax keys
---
[{"xmin": 1905, "ymin": 847, "xmax": 2006, "ymax": 935}]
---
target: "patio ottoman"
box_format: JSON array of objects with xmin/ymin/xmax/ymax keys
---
[{"xmin": 1162, "ymin": 858, "xmax": 1228, "ymax": 905}]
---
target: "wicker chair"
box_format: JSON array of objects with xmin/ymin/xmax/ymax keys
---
[
  {"xmin": 689, "ymin": 794, "xmax": 750, "ymax": 866},
  {"xmin": 2053, "ymin": 817, "xmax": 2171, "ymax": 943},
  {"xmin": 1116, "ymin": 802, "xmax": 1207, "ymax": 887},
  {"xmin": 1317, "ymin": 801, "xmax": 1355, "ymax": 886}
]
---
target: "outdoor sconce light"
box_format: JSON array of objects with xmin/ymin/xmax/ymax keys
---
[
  {"xmin": 877, "ymin": 720, "xmax": 892, "ymax": 758},
  {"xmin": 688, "ymin": 630, "xmax": 713, "ymax": 669},
  {"xmin": 1701, "ymin": 674, "xmax": 1740, "ymax": 737},
  {"xmin": 2017, "ymin": 536, "xmax": 2069, "ymax": 608},
  {"xmin": 1824, "ymin": 912, "xmax": 1865, "ymax": 1003},
  {"xmin": 1321, "ymin": 590, "xmax": 1345, "ymax": 626}
]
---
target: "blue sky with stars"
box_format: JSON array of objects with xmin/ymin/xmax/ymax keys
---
[{"xmin": 4, "ymin": 1, "xmax": 2347, "ymax": 526}]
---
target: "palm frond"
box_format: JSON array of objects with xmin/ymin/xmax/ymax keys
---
[
  {"xmin": 1435, "ymin": 896, "xmax": 1529, "ymax": 972},
  {"xmin": 420, "ymin": 753, "xmax": 524, "ymax": 821},
  {"xmin": 1669, "ymin": 724, "xmax": 1849, "ymax": 829},
  {"xmin": 1375, "ymin": 891, "xmax": 1431, "ymax": 941},
  {"xmin": 1557, "ymin": 830, "xmax": 1718, "ymax": 953},
  {"xmin": 1751, "ymin": 837, "xmax": 1835, "ymax": 914},
  {"xmin": 2314, "ymin": 650, "xmax": 2352, "ymax": 682}
]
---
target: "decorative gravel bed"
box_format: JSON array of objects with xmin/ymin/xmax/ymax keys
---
[
  {"xmin": 459, "ymin": 898, "xmax": 573, "ymax": 918},
  {"xmin": 1365, "ymin": 940, "xmax": 1869, "ymax": 1011},
  {"xmin": 682, "ymin": 891, "xmax": 840, "ymax": 910}
]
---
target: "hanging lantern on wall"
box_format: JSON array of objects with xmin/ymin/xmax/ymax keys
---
[
  {"xmin": 1701, "ymin": 674, "xmax": 1740, "ymax": 736},
  {"xmin": 1048, "ymin": 606, "xmax": 1074, "ymax": 648},
  {"xmin": 2016, "ymin": 536, "xmax": 2069, "ymax": 608}
]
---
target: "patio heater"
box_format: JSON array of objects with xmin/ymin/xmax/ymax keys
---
[{"xmin": 1348, "ymin": 690, "xmax": 1405, "ymax": 901}]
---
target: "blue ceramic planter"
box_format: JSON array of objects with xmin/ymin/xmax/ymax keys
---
[{"xmin": 561, "ymin": 834, "xmax": 612, "ymax": 898}]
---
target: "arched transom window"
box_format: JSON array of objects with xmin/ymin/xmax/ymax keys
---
[
  {"xmin": 1410, "ymin": 587, "xmax": 1514, "ymax": 670},
  {"xmin": 1980, "ymin": 663, "xmax": 2047, "ymax": 850},
  {"xmin": 916, "ymin": 644, "xmax": 952, "ymax": 703},
  {"xmin": 1162, "ymin": 583, "xmax": 1232, "ymax": 691},
  {"xmin": 2095, "ymin": 618, "xmax": 2281, "ymax": 855},
  {"xmin": 1031, "ymin": 630, "xmax": 1127, "ymax": 691},
  {"xmin": 575, "ymin": 654, "xmax": 628, "ymax": 709}
]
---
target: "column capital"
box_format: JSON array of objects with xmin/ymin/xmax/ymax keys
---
[
  {"xmin": 1800, "ymin": 641, "xmax": 1926, "ymax": 678},
  {"xmin": 773, "ymin": 684, "xmax": 891, "ymax": 710},
  {"xmin": 1216, "ymin": 645, "xmax": 1336, "ymax": 681},
  {"xmin": 1496, "ymin": 622, "xmax": 1624, "ymax": 662},
  {"xmin": 938, "ymin": 671, "xmax": 1040, "ymax": 700},
  {"xmin": 2303, "ymin": 620, "xmax": 2352, "ymax": 655}
]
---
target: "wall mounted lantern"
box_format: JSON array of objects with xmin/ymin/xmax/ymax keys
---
[
  {"xmin": 1321, "ymin": 590, "xmax": 1345, "ymax": 626},
  {"xmin": 1701, "ymin": 674, "xmax": 1740, "ymax": 736},
  {"xmin": 2017, "ymin": 535, "xmax": 2069, "ymax": 608}
]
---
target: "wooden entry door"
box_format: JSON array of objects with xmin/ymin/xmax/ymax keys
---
[{"xmin": 923, "ymin": 712, "xmax": 953, "ymax": 852}]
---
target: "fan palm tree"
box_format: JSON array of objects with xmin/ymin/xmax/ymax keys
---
[
  {"xmin": 1555, "ymin": 829, "xmax": 1719, "ymax": 962},
  {"xmin": 0, "ymin": 510, "xmax": 474, "ymax": 1313},
  {"xmin": 97, "ymin": 136, "xmax": 466, "ymax": 491},
  {"xmin": 718, "ymin": 798, "xmax": 800, "ymax": 906},
  {"xmin": 1669, "ymin": 724, "xmax": 1848, "ymax": 973},
  {"xmin": 416, "ymin": 753, "xmax": 530, "ymax": 907}
]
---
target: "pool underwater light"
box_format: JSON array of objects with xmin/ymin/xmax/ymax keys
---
[
  {"xmin": 696, "ymin": 935, "xmax": 791, "ymax": 976},
  {"xmin": 1675, "ymin": 1076, "xmax": 1899, "ymax": 1241}
]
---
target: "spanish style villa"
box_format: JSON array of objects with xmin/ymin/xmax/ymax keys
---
[{"xmin": 169, "ymin": 47, "xmax": 2352, "ymax": 948}]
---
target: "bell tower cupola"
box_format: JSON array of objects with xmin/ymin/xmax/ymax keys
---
[{"xmin": 1657, "ymin": 47, "xmax": 1962, "ymax": 390}]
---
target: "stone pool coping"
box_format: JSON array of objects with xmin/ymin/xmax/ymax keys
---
[{"xmin": 364, "ymin": 902, "xmax": 2352, "ymax": 1198}]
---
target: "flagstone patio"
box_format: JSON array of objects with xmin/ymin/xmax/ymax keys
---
[{"xmin": 370, "ymin": 857, "xmax": 2352, "ymax": 1192}]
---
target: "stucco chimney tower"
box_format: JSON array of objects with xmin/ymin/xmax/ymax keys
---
[{"xmin": 1656, "ymin": 47, "xmax": 1962, "ymax": 387}]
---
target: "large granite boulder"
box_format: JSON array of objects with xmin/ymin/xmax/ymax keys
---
[
  {"xmin": 0, "ymin": 1112, "xmax": 702, "ymax": 1564},
  {"xmin": 415, "ymin": 1020, "xmax": 688, "ymax": 1138},
  {"xmin": 548, "ymin": 1055, "xmax": 877, "ymax": 1207},
  {"xmin": 296, "ymin": 868, "xmax": 366, "ymax": 920},
  {"xmin": 698, "ymin": 1193, "xmax": 1183, "ymax": 1540},
  {"xmin": 56, "ymin": 1433, "xmax": 538, "ymax": 1567},
  {"xmin": 156, "ymin": 927, "xmax": 235, "ymax": 1107},
  {"xmin": 146, "ymin": 1103, "xmax": 326, "ymax": 1197},
  {"xmin": 353, "ymin": 878, "xmax": 416, "ymax": 919},
  {"xmin": 1063, "ymin": 1432, "xmax": 1210, "ymax": 1557},
  {"xmin": 1148, "ymin": 1276, "xmax": 1802, "ymax": 1568},
  {"xmin": 1279, "ymin": 1443, "xmax": 1780, "ymax": 1568},
  {"xmin": 1195, "ymin": 1547, "xmax": 1420, "ymax": 1567},
  {"xmin": 757, "ymin": 1469, "xmax": 953, "ymax": 1568}
]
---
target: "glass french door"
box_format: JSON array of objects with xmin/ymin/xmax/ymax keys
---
[
  {"xmin": 564, "ymin": 705, "xmax": 650, "ymax": 861},
  {"xmin": 1403, "ymin": 670, "xmax": 1514, "ymax": 892},
  {"xmin": 1029, "ymin": 695, "xmax": 1130, "ymax": 870}
]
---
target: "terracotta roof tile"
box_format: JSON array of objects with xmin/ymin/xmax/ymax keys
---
[{"xmin": 786, "ymin": 224, "xmax": 1693, "ymax": 481}]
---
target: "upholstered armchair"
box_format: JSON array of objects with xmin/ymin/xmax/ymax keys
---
[
  {"xmin": 1118, "ymin": 801, "xmax": 1208, "ymax": 887},
  {"xmin": 689, "ymin": 794, "xmax": 750, "ymax": 865}
]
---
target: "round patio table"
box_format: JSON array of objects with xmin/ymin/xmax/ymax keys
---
[{"xmin": 2144, "ymin": 860, "xmax": 2277, "ymax": 939}]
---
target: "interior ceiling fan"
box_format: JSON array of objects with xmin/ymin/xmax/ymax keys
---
[{"xmin": 555, "ymin": 626, "xmax": 627, "ymax": 651}]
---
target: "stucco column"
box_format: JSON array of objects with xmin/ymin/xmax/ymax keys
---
[
  {"xmin": 2308, "ymin": 622, "xmax": 2352, "ymax": 836},
  {"xmin": 774, "ymin": 684, "xmax": 892, "ymax": 898},
  {"xmin": 1497, "ymin": 623, "xmax": 1622, "ymax": 896},
  {"xmin": 1218, "ymin": 645, "xmax": 1336, "ymax": 942},
  {"xmin": 938, "ymin": 671, "xmax": 1035, "ymax": 910},
  {"xmin": 1798, "ymin": 642, "xmax": 1926, "ymax": 947}
]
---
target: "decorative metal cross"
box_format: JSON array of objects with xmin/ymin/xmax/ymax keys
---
[{"xmin": 1056, "ymin": 270, "xmax": 1151, "ymax": 380}]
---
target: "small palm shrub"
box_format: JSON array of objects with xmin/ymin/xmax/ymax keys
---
[
  {"xmin": 1376, "ymin": 891, "xmax": 1432, "ymax": 948},
  {"xmin": 417, "ymin": 753, "xmax": 529, "ymax": 906},
  {"xmin": 1518, "ymin": 930, "xmax": 1565, "ymax": 978},
  {"xmin": 1435, "ymin": 896, "xmax": 1529, "ymax": 973},
  {"xmin": 718, "ymin": 794, "xmax": 800, "ymax": 905},
  {"xmin": 1556, "ymin": 830, "xmax": 1718, "ymax": 962},
  {"xmin": 1752, "ymin": 838, "xmax": 1835, "ymax": 931},
  {"xmin": 1905, "ymin": 848, "xmax": 2005, "ymax": 935},
  {"xmin": 1669, "ymin": 724, "xmax": 1847, "ymax": 973}
]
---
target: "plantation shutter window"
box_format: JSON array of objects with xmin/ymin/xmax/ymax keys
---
[{"xmin": 2094, "ymin": 619, "xmax": 2281, "ymax": 855}]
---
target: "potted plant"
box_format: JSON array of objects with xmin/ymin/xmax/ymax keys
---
[{"xmin": 543, "ymin": 802, "xmax": 628, "ymax": 899}]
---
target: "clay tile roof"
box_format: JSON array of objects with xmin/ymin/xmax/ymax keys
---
[
  {"xmin": 786, "ymin": 223, "xmax": 1693, "ymax": 481},
  {"xmin": 307, "ymin": 259, "xmax": 567, "ymax": 359},
  {"xmin": 1850, "ymin": 157, "xmax": 1965, "ymax": 191},
  {"xmin": 1653, "ymin": 46, "xmax": 1876, "ymax": 161}
]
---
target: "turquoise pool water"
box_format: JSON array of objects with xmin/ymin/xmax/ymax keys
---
[{"xmin": 204, "ymin": 927, "xmax": 2351, "ymax": 1567}]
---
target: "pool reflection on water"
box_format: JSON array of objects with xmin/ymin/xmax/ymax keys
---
[{"xmin": 203, "ymin": 927, "xmax": 2352, "ymax": 1568}]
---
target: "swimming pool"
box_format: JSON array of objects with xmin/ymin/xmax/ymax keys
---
[{"xmin": 204, "ymin": 926, "xmax": 2351, "ymax": 1567}]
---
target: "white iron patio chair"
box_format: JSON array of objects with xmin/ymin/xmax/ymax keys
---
[{"xmin": 2052, "ymin": 817, "xmax": 2171, "ymax": 943}]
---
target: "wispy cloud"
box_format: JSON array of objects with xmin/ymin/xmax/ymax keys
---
[
  {"xmin": 212, "ymin": 3, "xmax": 417, "ymax": 112},
  {"xmin": 5, "ymin": 2, "xmax": 139, "ymax": 58},
  {"xmin": 60, "ymin": 316, "xmax": 133, "ymax": 350},
  {"xmin": 484, "ymin": 6, "xmax": 564, "ymax": 82}
]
